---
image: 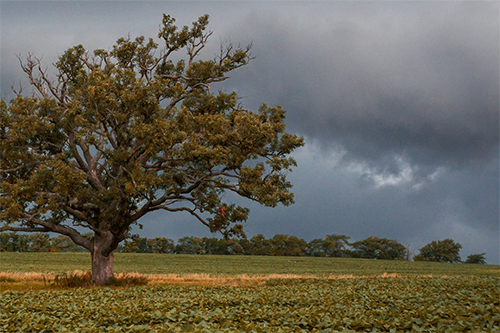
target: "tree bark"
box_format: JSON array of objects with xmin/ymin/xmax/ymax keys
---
[{"xmin": 92, "ymin": 232, "xmax": 114, "ymax": 285}]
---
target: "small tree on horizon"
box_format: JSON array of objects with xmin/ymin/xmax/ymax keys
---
[
  {"xmin": 464, "ymin": 253, "xmax": 487, "ymax": 265},
  {"xmin": 0, "ymin": 14, "xmax": 303, "ymax": 285},
  {"xmin": 414, "ymin": 239, "xmax": 462, "ymax": 263}
]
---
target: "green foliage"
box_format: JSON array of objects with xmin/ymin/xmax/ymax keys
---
[
  {"xmin": 307, "ymin": 234, "xmax": 351, "ymax": 257},
  {"xmin": 0, "ymin": 232, "xmax": 86, "ymax": 252},
  {"xmin": 175, "ymin": 236, "xmax": 204, "ymax": 254},
  {"xmin": 0, "ymin": 233, "xmax": 30, "ymax": 252},
  {"xmin": 2, "ymin": 233, "xmax": 489, "ymax": 268},
  {"xmin": 351, "ymin": 237, "xmax": 406, "ymax": 260},
  {"xmin": 415, "ymin": 239, "xmax": 462, "ymax": 263},
  {"xmin": 269, "ymin": 234, "xmax": 308, "ymax": 256},
  {"xmin": 465, "ymin": 253, "xmax": 487, "ymax": 265},
  {"xmin": 247, "ymin": 234, "xmax": 273, "ymax": 256},
  {"xmin": 121, "ymin": 236, "xmax": 175, "ymax": 254},
  {"xmin": 1, "ymin": 276, "xmax": 498, "ymax": 332}
]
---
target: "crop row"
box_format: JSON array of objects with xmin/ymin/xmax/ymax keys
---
[{"xmin": 1, "ymin": 276, "xmax": 499, "ymax": 332}]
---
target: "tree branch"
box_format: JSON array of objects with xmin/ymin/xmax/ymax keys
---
[
  {"xmin": 158, "ymin": 206, "xmax": 210, "ymax": 228},
  {"xmin": 68, "ymin": 132, "xmax": 89, "ymax": 172},
  {"xmin": 19, "ymin": 214, "xmax": 93, "ymax": 251},
  {"xmin": 0, "ymin": 162, "xmax": 39, "ymax": 174},
  {"xmin": 1, "ymin": 226, "xmax": 50, "ymax": 233}
]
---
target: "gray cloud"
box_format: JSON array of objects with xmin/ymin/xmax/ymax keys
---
[{"xmin": 224, "ymin": 2, "xmax": 499, "ymax": 175}]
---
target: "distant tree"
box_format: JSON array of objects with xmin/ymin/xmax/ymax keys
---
[
  {"xmin": 50, "ymin": 235, "xmax": 87, "ymax": 252},
  {"xmin": 149, "ymin": 237, "xmax": 175, "ymax": 253},
  {"xmin": 351, "ymin": 237, "xmax": 406, "ymax": 260},
  {"xmin": 464, "ymin": 253, "xmax": 486, "ymax": 265},
  {"xmin": 324, "ymin": 234, "xmax": 351, "ymax": 257},
  {"xmin": 237, "ymin": 238, "xmax": 252, "ymax": 255},
  {"xmin": 307, "ymin": 238, "xmax": 327, "ymax": 257},
  {"xmin": 404, "ymin": 243, "xmax": 415, "ymax": 261},
  {"xmin": 175, "ymin": 236, "xmax": 204, "ymax": 254},
  {"xmin": 28, "ymin": 233, "xmax": 52, "ymax": 252},
  {"xmin": 0, "ymin": 232, "xmax": 30, "ymax": 252},
  {"xmin": 0, "ymin": 233, "xmax": 13, "ymax": 251},
  {"xmin": 306, "ymin": 235, "xmax": 350, "ymax": 257},
  {"xmin": 201, "ymin": 237, "xmax": 223, "ymax": 255},
  {"xmin": 122, "ymin": 236, "xmax": 150, "ymax": 253},
  {"xmin": 270, "ymin": 234, "xmax": 307, "ymax": 256},
  {"xmin": 249, "ymin": 234, "xmax": 272, "ymax": 256},
  {"xmin": 226, "ymin": 238, "xmax": 245, "ymax": 255},
  {"xmin": 0, "ymin": 14, "xmax": 303, "ymax": 285},
  {"xmin": 414, "ymin": 239, "xmax": 462, "ymax": 263}
]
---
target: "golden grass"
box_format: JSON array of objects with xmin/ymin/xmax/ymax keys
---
[{"xmin": 0, "ymin": 270, "xmax": 452, "ymax": 291}]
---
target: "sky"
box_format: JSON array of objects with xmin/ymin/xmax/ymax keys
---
[{"xmin": 1, "ymin": 1, "xmax": 498, "ymax": 264}]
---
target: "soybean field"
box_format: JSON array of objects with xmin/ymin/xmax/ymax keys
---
[{"xmin": 1, "ymin": 252, "xmax": 499, "ymax": 332}]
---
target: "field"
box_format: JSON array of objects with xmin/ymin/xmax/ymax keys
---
[{"xmin": 1, "ymin": 253, "xmax": 499, "ymax": 332}]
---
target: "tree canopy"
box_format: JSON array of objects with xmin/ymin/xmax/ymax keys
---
[
  {"xmin": 350, "ymin": 236, "xmax": 406, "ymax": 260},
  {"xmin": 464, "ymin": 253, "xmax": 486, "ymax": 265},
  {"xmin": 0, "ymin": 14, "xmax": 303, "ymax": 284},
  {"xmin": 414, "ymin": 239, "xmax": 462, "ymax": 263}
]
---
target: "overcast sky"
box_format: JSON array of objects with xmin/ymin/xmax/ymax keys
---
[{"xmin": 1, "ymin": 1, "xmax": 498, "ymax": 264}]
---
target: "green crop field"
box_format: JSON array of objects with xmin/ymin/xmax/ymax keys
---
[
  {"xmin": 1, "ymin": 252, "xmax": 497, "ymax": 276},
  {"xmin": 1, "ymin": 253, "xmax": 499, "ymax": 332}
]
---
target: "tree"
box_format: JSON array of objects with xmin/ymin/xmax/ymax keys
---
[
  {"xmin": 121, "ymin": 235, "xmax": 174, "ymax": 253},
  {"xmin": 150, "ymin": 237, "xmax": 175, "ymax": 254},
  {"xmin": 306, "ymin": 238, "xmax": 327, "ymax": 257},
  {"xmin": 201, "ymin": 237, "xmax": 223, "ymax": 255},
  {"xmin": 270, "ymin": 234, "xmax": 307, "ymax": 256},
  {"xmin": 50, "ymin": 234, "xmax": 87, "ymax": 252},
  {"xmin": 0, "ymin": 232, "xmax": 30, "ymax": 252},
  {"xmin": 306, "ymin": 235, "xmax": 350, "ymax": 257},
  {"xmin": 175, "ymin": 236, "xmax": 204, "ymax": 254},
  {"xmin": 464, "ymin": 253, "xmax": 486, "ymax": 265},
  {"xmin": 0, "ymin": 14, "xmax": 303, "ymax": 285},
  {"xmin": 28, "ymin": 233, "xmax": 52, "ymax": 252},
  {"xmin": 404, "ymin": 242, "xmax": 415, "ymax": 262},
  {"xmin": 121, "ymin": 235, "xmax": 150, "ymax": 253},
  {"xmin": 225, "ymin": 238, "xmax": 245, "ymax": 255},
  {"xmin": 351, "ymin": 237, "xmax": 406, "ymax": 260},
  {"xmin": 414, "ymin": 239, "xmax": 462, "ymax": 263},
  {"xmin": 248, "ymin": 234, "xmax": 272, "ymax": 256},
  {"xmin": 323, "ymin": 234, "xmax": 350, "ymax": 257}
]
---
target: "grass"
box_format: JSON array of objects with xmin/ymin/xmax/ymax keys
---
[
  {"xmin": 1, "ymin": 251, "xmax": 497, "ymax": 277},
  {"xmin": 1, "ymin": 252, "xmax": 497, "ymax": 292}
]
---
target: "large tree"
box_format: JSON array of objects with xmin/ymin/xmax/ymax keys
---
[{"xmin": 0, "ymin": 14, "xmax": 303, "ymax": 285}]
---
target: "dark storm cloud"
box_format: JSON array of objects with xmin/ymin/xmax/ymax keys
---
[{"xmin": 224, "ymin": 2, "xmax": 499, "ymax": 174}]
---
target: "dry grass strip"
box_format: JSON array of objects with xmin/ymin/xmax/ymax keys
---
[{"xmin": 0, "ymin": 270, "xmax": 450, "ymax": 289}]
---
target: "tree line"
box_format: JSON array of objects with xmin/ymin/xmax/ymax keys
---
[{"xmin": 0, "ymin": 232, "xmax": 486, "ymax": 264}]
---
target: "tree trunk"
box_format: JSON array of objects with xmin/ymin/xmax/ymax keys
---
[{"xmin": 92, "ymin": 232, "xmax": 114, "ymax": 285}]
